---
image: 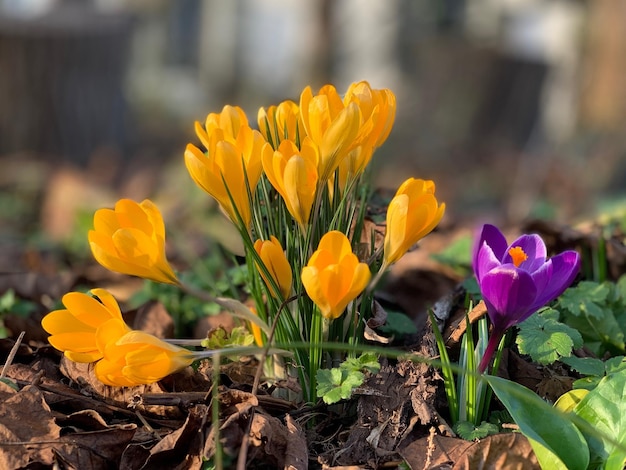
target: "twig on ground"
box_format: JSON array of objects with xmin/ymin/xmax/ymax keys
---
[{"xmin": 1, "ymin": 331, "xmax": 25, "ymax": 379}]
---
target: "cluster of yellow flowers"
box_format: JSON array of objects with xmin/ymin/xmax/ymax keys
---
[{"xmin": 41, "ymin": 81, "xmax": 445, "ymax": 393}]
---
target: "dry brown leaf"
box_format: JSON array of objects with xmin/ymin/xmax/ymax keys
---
[
  {"xmin": 0, "ymin": 385, "xmax": 61, "ymax": 469},
  {"xmin": 57, "ymin": 409, "xmax": 113, "ymax": 431},
  {"xmin": 129, "ymin": 404, "xmax": 207, "ymax": 470},
  {"xmin": 400, "ymin": 434, "xmax": 473, "ymax": 469},
  {"xmin": 248, "ymin": 411, "xmax": 293, "ymax": 467},
  {"xmin": 443, "ymin": 300, "xmax": 488, "ymax": 349},
  {"xmin": 52, "ymin": 409, "xmax": 138, "ymax": 469},
  {"xmin": 126, "ymin": 300, "xmax": 175, "ymax": 339},
  {"xmin": 193, "ymin": 311, "xmax": 237, "ymax": 339},
  {"xmin": 0, "ymin": 380, "xmax": 17, "ymax": 404},
  {"xmin": 285, "ymin": 413, "xmax": 308, "ymax": 470},
  {"xmin": 53, "ymin": 424, "xmax": 137, "ymax": 470},
  {"xmin": 453, "ymin": 433, "xmax": 539, "ymax": 470}
]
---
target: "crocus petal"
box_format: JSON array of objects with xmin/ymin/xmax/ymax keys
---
[
  {"xmin": 47, "ymin": 291, "xmax": 121, "ymax": 330},
  {"xmin": 505, "ymin": 234, "xmax": 547, "ymax": 271},
  {"xmin": 124, "ymin": 348, "xmax": 192, "ymax": 384},
  {"xmin": 41, "ymin": 289, "xmax": 127, "ymax": 363},
  {"xmin": 254, "ymin": 236, "xmax": 292, "ymax": 299},
  {"xmin": 530, "ymin": 251, "xmax": 581, "ymax": 311},
  {"xmin": 318, "ymin": 230, "xmax": 353, "ymax": 260},
  {"xmin": 96, "ymin": 319, "xmax": 133, "ymax": 360},
  {"xmin": 47, "ymin": 332, "xmax": 99, "ymax": 361},
  {"xmin": 472, "ymin": 224, "xmax": 508, "ymax": 277},
  {"xmin": 301, "ymin": 266, "xmax": 330, "ymax": 317},
  {"xmin": 95, "ymin": 359, "xmax": 137, "ymax": 387},
  {"xmin": 480, "ymin": 267, "xmax": 538, "ymax": 330},
  {"xmin": 475, "ymin": 243, "xmax": 502, "ymax": 285},
  {"xmin": 318, "ymin": 102, "xmax": 361, "ymax": 181},
  {"xmin": 257, "ymin": 100, "xmax": 303, "ymax": 147},
  {"xmin": 383, "ymin": 193, "xmax": 409, "ymax": 265}
]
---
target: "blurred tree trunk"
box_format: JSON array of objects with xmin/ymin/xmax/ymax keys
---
[{"xmin": 579, "ymin": 0, "xmax": 626, "ymax": 131}]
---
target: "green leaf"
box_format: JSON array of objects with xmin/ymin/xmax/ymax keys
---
[
  {"xmin": 0, "ymin": 289, "xmax": 36, "ymax": 318},
  {"xmin": 605, "ymin": 356, "xmax": 626, "ymax": 374},
  {"xmin": 560, "ymin": 307, "xmax": 625, "ymax": 356},
  {"xmin": 0, "ymin": 289, "xmax": 16, "ymax": 312},
  {"xmin": 431, "ymin": 235, "xmax": 472, "ymax": 274},
  {"xmin": 483, "ymin": 375, "xmax": 589, "ymax": 470},
  {"xmin": 0, "ymin": 377, "xmax": 18, "ymax": 391},
  {"xmin": 201, "ymin": 326, "xmax": 255, "ymax": 349},
  {"xmin": 488, "ymin": 409, "xmax": 513, "ymax": 427},
  {"xmin": 616, "ymin": 274, "xmax": 626, "ymax": 301},
  {"xmin": 560, "ymin": 356, "xmax": 606, "ymax": 376},
  {"xmin": 453, "ymin": 420, "xmax": 499, "ymax": 441},
  {"xmin": 341, "ymin": 353, "xmax": 380, "ymax": 375},
  {"xmin": 316, "ymin": 368, "xmax": 365, "ymax": 405},
  {"xmin": 559, "ymin": 281, "xmax": 610, "ymax": 318},
  {"xmin": 561, "ymin": 355, "xmax": 626, "ymax": 386},
  {"xmin": 461, "ymin": 277, "xmax": 481, "ymax": 298},
  {"xmin": 573, "ymin": 370, "xmax": 626, "ymax": 469},
  {"xmin": 378, "ymin": 310, "xmax": 417, "ymax": 335},
  {"xmin": 526, "ymin": 436, "xmax": 570, "ymax": 470},
  {"xmin": 516, "ymin": 309, "xmax": 583, "ymax": 365}
]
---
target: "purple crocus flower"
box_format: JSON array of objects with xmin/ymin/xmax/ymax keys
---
[{"xmin": 473, "ymin": 224, "xmax": 581, "ymax": 373}]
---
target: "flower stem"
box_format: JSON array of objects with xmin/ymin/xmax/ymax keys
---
[{"xmin": 478, "ymin": 328, "xmax": 504, "ymax": 374}]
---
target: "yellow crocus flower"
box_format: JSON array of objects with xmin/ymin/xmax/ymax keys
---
[
  {"xmin": 41, "ymin": 289, "xmax": 129, "ymax": 363},
  {"xmin": 262, "ymin": 138, "xmax": 319, "ymax": 228},
  {"xmin": 299, "ymin": 84, "xmax": 361, "ymax": 182},
  {"xmin": 344, "ymin": 80, "xmax": 396, "ymax": 150},
  {"xmin": 195, "ymin": 104, "xmax": 249, "ymax": 148},
  {"xmin": 301, "ymin": 231, "xmax": 371, "ymax": 321},
  {"xmin": 95, "ymin": 325, "xmax": 194, "ymax": 387},
  {"xmin": 257, "ymin": 100, "xmax": 305, "ymax": 148},
  {"xmin": 254, "ymin": 236, "xmax": 293, "ymax": 299},
  {"xmin": 88, "ymin": 199, "xmax": 179, "ymax": 284},
  {"xmin": 383, "ymin": 178, "xmax": 445, "ymax": 267},
  {"xmin": 330, "ymin": 82, "xmax": 396, "ymax": 194},
  {"xmin": 185, "ymin": 125, "xmax": 269, "ymax": 228}
]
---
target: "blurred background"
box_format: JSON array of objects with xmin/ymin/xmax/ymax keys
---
[{"xmin": 1, "ymin": 0, "xmax": 626, "ymax": 249}]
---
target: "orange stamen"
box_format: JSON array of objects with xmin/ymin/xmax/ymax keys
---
[{"xmin": 508, "ymin": 246, "xmax": 528, "ymax": 267}]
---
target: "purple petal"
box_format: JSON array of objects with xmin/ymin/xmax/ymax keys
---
[
  {"xmin": 475, "ymin": 244, "xmax": 502, "ymax": 284},
  {"xmin": 504, "ymin": 234, "xmax": 547, "ymax": 271},
  {"xmin": 481, "ymin": 266, "xmax": 538, "ymax": 331},
  {"xmin": 473, "ymin": 224, "xmax": 508, "ymax": 278},
  {"xmin": 530, "ymin": 250, "xmax": 581, "ymax": 311}
]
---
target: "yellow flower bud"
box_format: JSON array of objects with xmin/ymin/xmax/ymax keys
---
[
  {"xmin": 95, "ymin": 327, "xmax": 193, "ymax": 387},
  {"xmin": 301, "ymin": 231, "xmax": 371, "ymax": 321},
  {"xmin": 88, "ymin": 199, "xmax": 178, "ymax": 284},
  {"xmin": 253, "ymin": 236, "xmax": 293, "ymax": 299},
  {"xmin": 262, "ymin": 137, "xmax": 319, "ymax": 228},
  {"xmin": 383, "ymin": 178, "xmax": 445, "ymax": 266},
  {"xmin": 247, "ymin": 306, "xmax": 265, "ymax": 347},
  {"xmin": 185, "ymin": 118, "xmax": 268, "ymax": 228},
  {"xmin": 344, "ymin": 80, "xmax": 396, "ymax": 150},
  {"xmin": 257, "ymin": 100, "xmax": 305, "ymax": 148},
  {"xmin": 299, "ymin": 85, "xmax": 361, "ymax": 182}
]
